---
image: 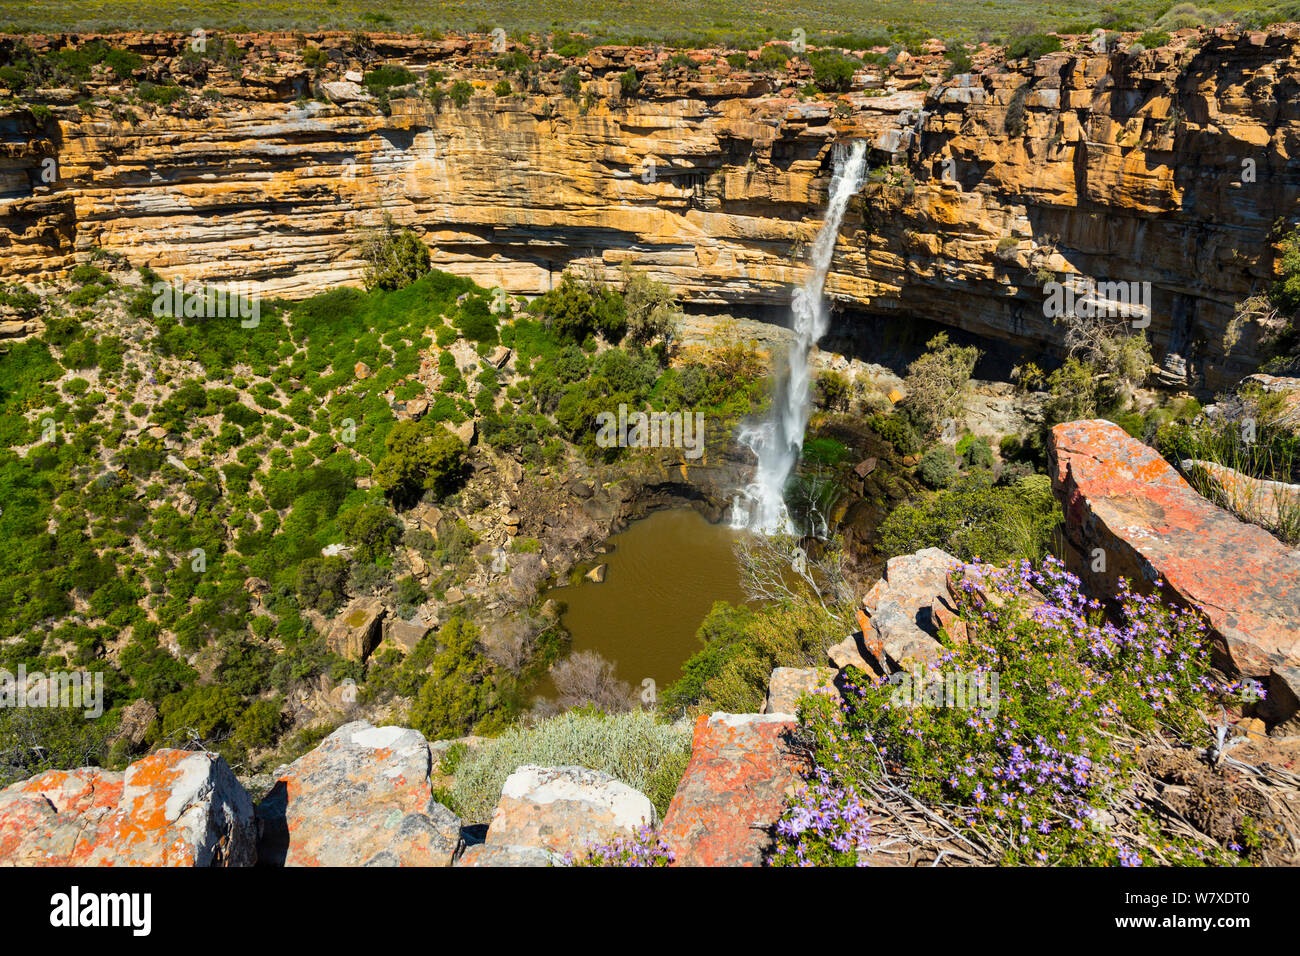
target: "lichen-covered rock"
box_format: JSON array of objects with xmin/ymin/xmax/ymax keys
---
[
  {"xmin": 762, "ymin": 666, "xmax": 837, "ymax": 715},
  {"xmin": 255, "ymin": 721, "xmax": 462, "ymax": 866},
  {"xmin": 659, "ymin": 713, "xmax": 804, "ymax": 866},
  {"xmin": 1050, "ymin": 419, "xmax": 1300, "ymax": 727},
  {"xmin": 455, "ymin": 844, "xmax": 560, "ymax": 867},
  {"xmin": 482, "ymin": 765, "xmax": 656, "ymax": 856},
  {"xmin": 0, "ymin": 750, "xmax": 255, "ymax": 866}
]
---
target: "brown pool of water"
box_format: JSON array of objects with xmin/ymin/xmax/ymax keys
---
[{"xmin": 538, "ymin": 507, "xmax": 748, "ymax": 698}]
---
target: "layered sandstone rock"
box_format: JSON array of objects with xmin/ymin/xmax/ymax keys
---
[
  {"xmin": 0, "ymin": 749, "xmax": 255, "ymax": 866},
  {"xmin": 4, "ymin": 29, "xmax": 1300, "ymax": 388},
  {"xmin": 1049, "ymin": 419, "xmax": 1300, "ymax": 728},
  {"xmin": 255, "ymin": 720, "xmax": 462, "ymax": 866},
  {"xmin": 857, "ymin": 547, "xmax": 961, "ymax": 669}
]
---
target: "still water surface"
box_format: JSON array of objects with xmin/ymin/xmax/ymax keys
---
[{"xmin": 541, "ymin": 507, "xmax": 748, "ymax": 695}]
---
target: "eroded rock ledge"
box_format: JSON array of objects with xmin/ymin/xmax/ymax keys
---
[{"xmin": 5, "ymin": 27, "xmax": 1300, "ymax": 389}]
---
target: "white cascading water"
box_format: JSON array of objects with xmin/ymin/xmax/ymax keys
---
[{"xmin": 730, "ymin": 140, "xmax": 868, "ymax": 534}]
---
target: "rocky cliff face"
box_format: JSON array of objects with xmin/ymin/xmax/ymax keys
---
[{"xmin": 4, "ymin": 27, "xmax": 1300, "ymax": 391}]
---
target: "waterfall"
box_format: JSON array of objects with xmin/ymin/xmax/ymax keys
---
[{"xmin": 730, "ymin": 140, "xmax": 868, "ymax": 534}]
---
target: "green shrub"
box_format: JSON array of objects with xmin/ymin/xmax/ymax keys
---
[
  {"xmin": 408, "ymin": 617, "xmax": 498, "ymax": 741},
  {"xmin": 363, "ymin": 64, "xmax": 416, "ymax": 95},
  {"xmin": 618, "ymin": 68, "xmax": 640, "ymax": 98},
  {"xmin": 451, "ymin": 709, "xmax": 690, "ymax": 821},
  {"xmin": 533, "ymin": 271, "xmax": 627, "ymax": 344},
  {"xmin": 918, "ymin": 446, "xmax": 959, "ymax": 488},
  {"xmin": 961, "ymin": 435, "xmax": 995, "ymax": 470},
  {"xmin": 1005, "ymin": 33, "xmax": 1062, "ymax": 61},
  {"xmin": 944, "ymin": 45, "xmax": 973, "ymax": 76},
  {"xmin": 357, "ymin": 214, "xmax": 430, "ymax": 291},
  {"xmin": 1005, "ymin": 83, "xmax": 1031, "ymax": 137},
  {"xmin": 756, "ymin": 44, "xmax": 791, "ymax": 71},
  {"xmin": 808, "ymin": 49, "xmax": 859, "ymax": 92},
  {"xmin": 104, "ymin": 48, "xmax": 143, "ymax": 79},
  {"xmin": 374, "ymin": 419, "xmax": 467, "ymax": 506},
  {"xmin": 660, "ymin": 600, "xmax": 843, "ymax": 718},
  {"xmin": 877, "ymin": 471, "xmax": 1061, "ymax": 564},
  {"xmin": 136, "ymin": 81, "xmax": 184, "ymax": 105},
  {"xmin": 870, "ymin": 412, "xmax": 922, "ymax": 455},
  {"xmin": 448, "ymin": 80, "xmax": 473, "ymax": 107},
  {"xmin": 899, "ymin": 332, "xmax": 980, "ymax": 439},
  {"xmin": 0, "ymin": 707, "xmax": 118, "ymax": 789},
  {"xmin": 560, "ymin": 66, "xmax": 582, "ymax": 98},
  {"xmin": 455, "ymin": 295, "xmax": 498, "ymax": 344}
]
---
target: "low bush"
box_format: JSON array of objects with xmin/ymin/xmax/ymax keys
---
[
  {"xmin": 451, "ymin": 709, "xmax": 690, "ymax": 821},
  {"xmin": 774, "ymin": 559, "xmax": 1251, "ymax": 866},
  {"xmin": 877, "ymin": 471, "xmax": 1062, "ymax": 564}
]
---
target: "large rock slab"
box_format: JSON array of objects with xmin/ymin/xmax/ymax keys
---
[
  {"xmin": 1050, "ymin": 419, "xmax": 1300, "ymax": 727},
  {"xmin": 483, "ymin": 765, "xmax": 656, "ymax": 856},
  {"xmin": 659, "ymin": 713, "xmax": 804, "ymax": 867},
  {"xmin": 0, "ymin": 750, "xmax": 255, "ymax": 866},
  {"xmin": 255, "ymin": 721, "xmax": 462, "ymax": 866}
]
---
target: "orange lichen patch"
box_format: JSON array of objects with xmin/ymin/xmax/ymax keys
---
[
  {"xmin": 12, "ymin": 767, "xmax": 123, "ymax": 815},
  {"xmin": 660, "ymin": 714, "xmax": 804, "ymax": 867}
]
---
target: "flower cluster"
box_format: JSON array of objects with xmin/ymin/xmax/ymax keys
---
[
  {"xmin": 779, "ymin": 556, "xmax": 1247, "ymax": 866},
  {"xmin": 769, "ymin": 766, "xmax": 873, "ymax": 867},
  {"xmin": 566, "ymin": 825, "xmax": 675, "ymax": 867}
]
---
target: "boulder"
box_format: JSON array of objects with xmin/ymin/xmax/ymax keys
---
[
  {"xmin": 659, "ymin": 713, "xmax": 803, "ymax": 866},
  {"xmin": 453, "ymin": 420, "xmax": 476, "ymax": 445},
  {"xmin": 853, "ymin": 456, "xmax": 878, "ymax": 478},
  {"xmin": 584, "ymin": 563, "xmax": 607, "ymax": 583},
  {"xmin": 762, "ymin": 666, "xmax": 837, "ymax": 715},
  {"xmin": 325, "ymin": 597, "xmax": 385, "ymax": 662},
  {"xmin": 255, "ymin": 721, "xmax": 462, "ymax": 866},
  {"xmin": 0, "ymin": 750, "xmax": 255, "ymax": 866},
  {"xmin": 483, "ymin": 765, "xmax": 656, "ymax": 856},
  {"xmin": 827, "ymin": 628, "xmax": 877, "ymax": 673},
  {"xmin": 400, "ymin": 397, "xmax": 429, "ymax": 420},
  {"xmin": 1050, "ymin": 419, "xmax": 1300, "ymax": 728},
  {"xmin": 456, "ymin": 844, "xmax": 559, "ymax": 867},
  {"xmin": 854, "ymin": 547, "xmax": 960, "ymax": 670},
  {"xmin": 408, "ymin": 502, "xmax": 444, "ymax": 537},
  {"xmin": 383, "ymin": 617, "xmax": 430, "ymax": 654},
  {"xmin": 322, "ymin": 80, "xmax": 371, "ymax": 102}
]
